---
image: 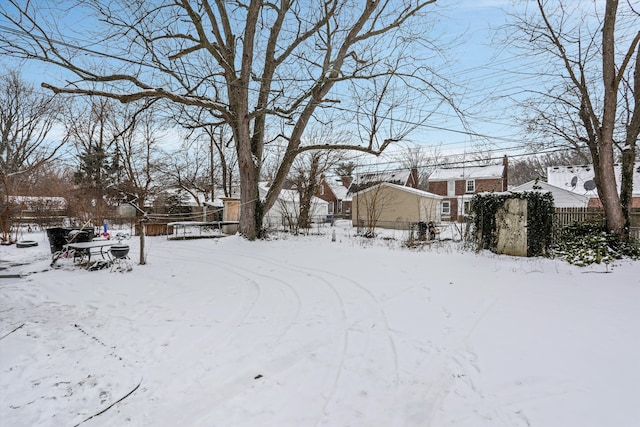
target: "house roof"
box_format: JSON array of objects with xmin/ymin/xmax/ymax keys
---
[
  {"xmin": 325, "ymin": 178, "xmax": 349, "ymax": 200},
  {"xmin": 355, "ymin": 182, "xmax": 443, "ymax": 199},
  {"xmin": 8, "ymin": 196, "xmax": 67, "ymax": 209},
  {"xmin": 510, "ymin": 180, "xmax": 590, "ymax": 208},
  {"xmin": 347, "ymin": 169, "xmax": 417, "ymax": 198},
  {"xmin": 547, "ymin": 162, "xmax": 640, "ymax": 197},
  {"xmin": 429, "ymin": 163, "xmax": 504, "ymax": 181},
  {"xmin": 354, "ymin": 169, "xmax": 413, "ymax": 186},
  {"xmin": 258, "ymin": 183, "xmax": 328, "ymax": 206}
]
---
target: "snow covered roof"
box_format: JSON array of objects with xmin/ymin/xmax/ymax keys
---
[
  {"xmin": 429, "ymin": 164, "xmax": 504, "ymax": 181},
  {"xmin": 347, "ymin": 169, "xmax": 417, "ymax": 197},
  {"xmin": 547, "ymin": 162, "xmax": 640, "ymax": 197},
  {"xmin": 325, "ymin": 178, "xmax": 349, "ymax": 200},
  {"xmin": 356, "ymin": 182, "xmax": 443, "ymax": 199},
  {"xmin": 258, "ymin": 184, "xmax": 328, "ymax": 206},
  {"xmin": 203, "ymin": 199, "xmax": 224, "ymax": 208},
  {"xmin": 353, "ymin": 169, "xmax": 412, "ymax": 186},
  {"xmin": 278, "ymin": 189, "xmax": 328, "ymax": 206},
  {"xmin": 8, "ymin": 196, "xmax": 67, "ymax": 208},
  {"xmin": 511, "ymin": 180, "xmax": 590, "ymax": 208}
]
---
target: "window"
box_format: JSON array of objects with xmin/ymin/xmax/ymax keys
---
[
  {"xmin": 463, "ymin": 200, "xmax": 471, "ymax": 215},
  {"xmin": 337, "ymin": 201, "xmax": 342, "ymax": 214},
  {"xmin": 319, "ymin": 185, "xmax": 325, "ymax": 196},
  {"xmin": 328, "ymin": 202, "xmax": 334, "ymax": 214},
  {"xmin": 442, "ymin": 201, "xmax": 451, "ymax": 216},
  {"xmin": 466, "ymin": 179, "xmax": 475, "ymax": 193},
  {"xmin": 447, "ymin": 180, "xmax": 455, "ymax": 196}
]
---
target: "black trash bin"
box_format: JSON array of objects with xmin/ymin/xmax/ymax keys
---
[
  {"xmin": 68, "ymin": 229, "xmax": 92, "ymax": 243},
  {"xmin": 46, "ymin": 227, "xmax": 68, "ymax": 254},
  {"xmin": 46, "ymin": 227, "xmax": 96, "ymax": 254}
]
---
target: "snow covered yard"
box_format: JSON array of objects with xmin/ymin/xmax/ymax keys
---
[{"xmin": 1, "ymin": 224, "xmax": 639, "ymax": 427}]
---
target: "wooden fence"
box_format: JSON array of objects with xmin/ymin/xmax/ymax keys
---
[
  {"xmin": 553, "ymin": 207, "xmax": 640, "ymax": 242},
  {"xmin": 553, "ymin": 207, "xmax": 605, "ymax": 227}
]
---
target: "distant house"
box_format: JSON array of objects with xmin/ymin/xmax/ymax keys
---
[
  {"xmin": 8, "ymin": 196, "xmax": 67, "ymax": 221},
  {"xmin": 316, "ymin": 176, "xmax": 351, "ymax": 219},
  {"xmin": 351, "ymin": 182, "xmax": 442, "ymax": 230},
  {"xmin": 259, "ymin": 184, "xmax": 329, "ymax": 229},
  {"xmin": 428, "ymin": 156, "xmax": 508, "ymax": 221},
  {"xmin": 341, "ymin": 167, "xmax": 420, "ymax": 219},
  {"xmin": 547, "ymin": 162, "xmax": 640, "ymax": 208},
  {"xmin": 349, "ymin": 168, "xmax": 419, "ymax": 193},
  {"xmin": 511, "ymin": 180, "xmax": 590, "ymax": 208}
]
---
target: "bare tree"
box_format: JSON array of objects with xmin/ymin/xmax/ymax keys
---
[
  {"xmin": 353, "ymin": 183, "xmax": 394, "ymax": 237},
  {"xmin": 0, "ymin": 70, "xmax": 63, "ymax": 241},
  {"xmin": 395, "ymin": 143, "xmax": 443, "ymax": 189},
  {"xmin": 65, "ymin": 97, "xmax": 121, "ymax": 224},
  {"xmin": 0, "ymin": 0, "xmax": 455, "ymax": 239},
  {"xmin": 287, "ymin": 128, "xmax": 346, "ymax": 228},
  {"xmin": 508, "ymin": 150, "xmax": 591, "ymax": 187},
  {"xmin": 291, "ymin": 149, "xmax": 339, "ymax": 229},
  {"xmin": 111, "ymin": 103, "xmax": 166, "ymax": 213},
  {"xmin": 191, "ymin": 124, "xmax": 237, "ymax": 200},
  {"xmin": 172, "ymin": 106, "xmax": 238, "ymax": 201},
  {"xmin": 161, "ymin": 144, "xmax": 210, "ymax": 209},
  {"xmin": 509, "ymin": 0, "xmax": 640, "ymax": 240},
  {"xmin": 334, "ymin": 161, "xmax": 357, "ymax": 179}
]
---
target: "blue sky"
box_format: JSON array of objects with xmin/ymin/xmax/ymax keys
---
[
  {"xmin": 405, "ymin": 1, "xmax": 534, "ymax": 159},
  {"xmin": 1, "ymin": 0, "xmax": 626, "ymax": 166}
]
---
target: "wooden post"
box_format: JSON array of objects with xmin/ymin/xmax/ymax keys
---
[{"xmin": 139, "ymin": 217, "xmax": 147, "ymax": 265}]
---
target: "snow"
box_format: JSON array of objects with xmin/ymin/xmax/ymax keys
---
[
  {"xmin": 325, "ymin": 178, "xmax": 349, "ymax": 201},
  {"xmin": 547, "ymin": 161, "xmax": 640, "ymax": 198},
  {"xmin": 358, "ymin": 182, "xmax": 443, "ymax": 199},
  {"xmin": 510, "ymin": 181, "xmax": 590, "ymax": 208},
  {"xmin": 428, "ymin": 164, "xmax": 505, "ymax": 181},
  {"xmin": 1, "ymin": 222, "xmax": 639, "ymax": 427}
]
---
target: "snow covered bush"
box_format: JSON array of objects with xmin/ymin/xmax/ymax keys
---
[{"xmin": 552, "ymin": 222, "xmax": 640, "ymax": 266}]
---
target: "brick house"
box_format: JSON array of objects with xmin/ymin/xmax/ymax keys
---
[
  {"xmin": 427, "ymin": 156, "xmax": 508, "ymax": 221},
  {"xmin": 316, "ymin": 176, "xmax": 352, "ymax": 219},
  {"xmin": 317, "ymin": 168, "xmax": 420, "ymax": 220}
]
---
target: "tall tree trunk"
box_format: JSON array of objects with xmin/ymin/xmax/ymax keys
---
[
  {"xmin": 621, "ymin": 41, "xmax": 640, "ymax": 229},
  {"xmin": 599, "ymin": 0, "xmax": 627, "ymax": 240},
  {"xmin": 297, "ymin": 156, "xmax": 320, "ymax": 230},
  {"xmin": 235, "ymin": 121, "xmax": 263, "ymax": 240},
  {"xmin": 0, "ymin": 176, "xmax": 10, "ymax": 240}
]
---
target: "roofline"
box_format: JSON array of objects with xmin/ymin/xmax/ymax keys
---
[{"xmin": 354, "ymin": 182, "xmax": 443, "ymax": 199}]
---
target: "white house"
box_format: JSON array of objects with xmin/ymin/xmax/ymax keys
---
[
  {"xmin": 510, "ymin": 180, "xmax": 590, "ymax": 208},
  {"xmin": 259, "ymin": 184, "xmax": 329, "ymax": 229},
  {"xmin": 547, "ymin": 162, "xmax": 640, "ymax": 208}
]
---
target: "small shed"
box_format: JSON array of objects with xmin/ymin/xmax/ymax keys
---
[{"xmin": 351, "ymin": 182, "xmax": 442, "ymax": 230}]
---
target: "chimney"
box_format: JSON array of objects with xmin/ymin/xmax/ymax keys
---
[
  {"xmin": 502, "ymin": 155, "xmax": 509, "ymax": 191},
  {"xmin": 341, "ymin": 176, "xmax": 352, "ymax": 188},
  {"xmin": 410, "ymin": 167, "xmax": 419, "ymax": 189}
]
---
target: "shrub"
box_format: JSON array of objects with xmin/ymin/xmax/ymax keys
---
[{"xmin": 552, "ymin": 222, "xmax": 640, "ymax": 266}]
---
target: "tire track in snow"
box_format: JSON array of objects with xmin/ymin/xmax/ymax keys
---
[
  {"xmin": 98, "ymin": 245, "xmax": 308, "ymax": 424},
  {"xmin": 416, "ymin": 298, "xmax": 500, "ymax": 426},
  {"xmin": 201, "ymin": 249, "xmax": 349, "ymax": 374},
  {"xmin": 220, "ymin": 250, "xmax": 401, "ymax": 427},
  {"xmin": 137, "ymin": 243, "xmax": 350, "ymax": 424},
  {"xmin": 149, "ymin": 246, "xmax": 302, "ymax": 355}
]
